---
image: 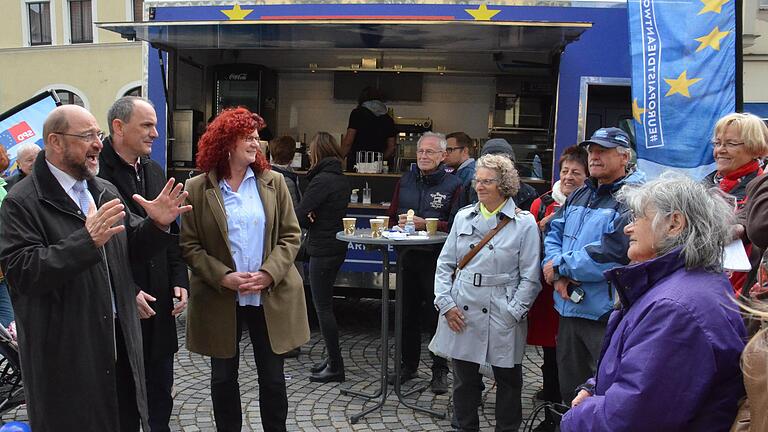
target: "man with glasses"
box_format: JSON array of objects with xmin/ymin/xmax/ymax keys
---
[
  {"xmin": 0, "ymin": 104, "xmax": 191, "ymax": 432},
  {"xmin": 445, "ymin": 132, "xmax": 476, "ymax": 203},
  {"xmin": 386, "ymin": 131, "xmax": 464, "ymax": 394},
  {"xmin": 98, "ymin": 96, "xmax": 189, "ymax": 432}
]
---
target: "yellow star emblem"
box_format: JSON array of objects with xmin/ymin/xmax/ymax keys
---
[
  {"xmin": 221, "ymin": 3, "xmax": 253, "ymax": 21},
  {"xmin": 698, "ymin": 0, "xmax": 730, "ymax": 15},
  {"xmin": 465, "ymin": 3, "xmax": 501, "ymax": 21},
  {"xmin": 664, "ymin": 71, "xmax": 703, "ymax": 98},
  {"xmin": 632, "ymin": 99, "xmax": 646, "ymax": 123},
  {"xmin": 694, "ymin": 26, "xmax": 730, "ymax": 52}
]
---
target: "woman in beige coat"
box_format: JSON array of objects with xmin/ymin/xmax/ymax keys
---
[{"xmin": 180, "ymin": 108, "xmax": 309, "ymax": 432}]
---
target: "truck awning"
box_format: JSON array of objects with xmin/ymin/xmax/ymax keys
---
[{"xmin": 97, "ymin": 19, "xmax": 590, "ymax": 53}]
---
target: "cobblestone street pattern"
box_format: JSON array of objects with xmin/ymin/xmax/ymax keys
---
[{"xmin": 3, "ymin": 299, "xmax": 549, "ymax": 431}]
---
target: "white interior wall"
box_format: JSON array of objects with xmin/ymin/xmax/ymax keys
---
[{"xmin": 276, "ymin": 72, "xmax": 494, "ymax": 142}]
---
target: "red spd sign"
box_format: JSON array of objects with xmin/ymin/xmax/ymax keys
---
[{"xmin": 9, "ymin": 121, "xmax": 35, "ymax": 144}]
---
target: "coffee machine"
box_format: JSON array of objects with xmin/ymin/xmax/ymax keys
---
[{"xmin": 394, "ymin": 117, "xmax": 432, "ymax": 173}]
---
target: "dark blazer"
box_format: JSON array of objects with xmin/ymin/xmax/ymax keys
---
[
  {"xmin": 0, "ymin": 151, "xmax": 174, "ymax": 431},
  {"xmin": 98, "ymin": 137, "xmax": 189, "ymax": 360},
  {"xmin": 295, "ymin": 158, "xmax": 350, "ymax": 257}
]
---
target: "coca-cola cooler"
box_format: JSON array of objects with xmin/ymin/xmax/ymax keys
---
[{"xmin": 213, "ymin": 64, "xmax": 277, "ymax": 135}]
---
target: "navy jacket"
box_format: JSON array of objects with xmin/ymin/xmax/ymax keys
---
[{"xmin": 387, "ymin": 163, "xmax": 463, "ymax": 233}]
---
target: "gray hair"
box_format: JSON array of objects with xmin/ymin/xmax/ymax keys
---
[
  {"xmin": 616, "ymin": 174, "xmax": 734, "ymax": 271},
  {"xmin": 417, "ymin": 131, "xmax": 447, "ymax": 151},
  {"xmin": 107, "ymin": 96, "xmax": 154, "ymax": 135},
  {"xmin": 476, "ymin": 154, "xmax": 520, "ymax": 198},
  {"xmin": 15, "ymin": 142, "xmax": 41, "ymax": 159}
]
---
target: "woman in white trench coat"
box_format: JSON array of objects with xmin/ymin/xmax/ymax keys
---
[{"xmin": 431, "ymin": 154, "xmax": 542, "ymax": 431}]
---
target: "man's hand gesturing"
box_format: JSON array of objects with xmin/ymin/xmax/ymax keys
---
[{"xmin": 85, "ymin": 199, "xmax": 126, "ymax": 248}]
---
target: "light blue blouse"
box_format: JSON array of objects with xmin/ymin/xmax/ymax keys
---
[{"xmin": 219, "ymin": 167, "xmax": 266, "ymax": 307}]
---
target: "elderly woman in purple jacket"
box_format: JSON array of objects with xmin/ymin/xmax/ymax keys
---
[{"xmin": 561, "ymin": 176, "xmax": 746, "ymax": 432}]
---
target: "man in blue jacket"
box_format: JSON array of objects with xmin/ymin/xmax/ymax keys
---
[{"xmin": 542, "ymin": 127, "xmax": 645, "ymax": 405}]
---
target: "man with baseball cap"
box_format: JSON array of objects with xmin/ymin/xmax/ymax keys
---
[{"xmin": 541, "ymin": 127, "xmax": 645, "ymax": 408}]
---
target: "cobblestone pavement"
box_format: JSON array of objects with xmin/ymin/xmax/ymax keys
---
[{"xmin": 3, "ymin": 298, "xmax": 550, "ymax": 431}]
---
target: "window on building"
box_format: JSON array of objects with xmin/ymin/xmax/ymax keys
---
[
  {"xmin": 124, "ymin": 86, "xmax": 142, "ymax": 97},
  {"xmin": 27, "ymin": 2, "xmax": 52, "ymax": 46},
  {"xmin": 761, "ymin": 0, "xmax": 768, "ymax": 9},
  {"xmin": 69, "ymin": 0, "xmax": 93, "ymax": 44},
  {"xmin": 55, "ymin": 89, "xmax": 85, "ymax": 107}
]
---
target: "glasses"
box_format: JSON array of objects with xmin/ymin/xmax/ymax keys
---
[
  {"xmin": 416, "ymin": 149, "xmax": 444, "ymax": 156},
  {"xmin": 712, "ymin": 141, "xmax": 745, "ymax": 149},
  {"xmin": 243, "ymin": 135, "xmax": 260, "ymax": 143},
  {"xmin": 472, "ymin": 178, "xmax": 499, "ymax": 187},
  {"xmin": 54, "ymin": 131, "xmax": 103, "ymax": 143},
  {"xmin": 445, "ymin": 146, "xmax": 465, "ymax": 154}
]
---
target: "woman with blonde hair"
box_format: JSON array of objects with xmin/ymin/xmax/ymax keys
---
[{"xmin": 703, "ymin": 112, "xmax": 768, "ymax": 293}]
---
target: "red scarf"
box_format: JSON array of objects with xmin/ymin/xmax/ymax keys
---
[{"xmin": 717, "ymin": 160, "xmax": 762, "ymax": 194}]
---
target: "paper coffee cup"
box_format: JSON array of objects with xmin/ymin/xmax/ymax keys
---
[
  {"xmin": 375, "ymin": 216, "xmax": 390, "ymax": 228},
  {"xmin": 370, "ymin": 219, "xmax": 384, "ymax": 238},
  {"xmin": 342, "ymin": 217, "xmax": 356, "ymax": 235},
  {"xmin": 425, "ymin": 218, "xmax": 439, "ymax": 235}
]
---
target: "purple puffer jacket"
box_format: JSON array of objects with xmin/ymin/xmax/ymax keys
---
[{"xmin": 561, "ymin": 248, "xmax": 746, "ymax": 432}]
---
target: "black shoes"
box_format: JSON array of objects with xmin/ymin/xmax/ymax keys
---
[
  {"xmin": 429, "ymin": 368, "xmax": 449, "ymax": 395},
  {"xmin": 387, "ymin": 367, "xmax": 419, "ymax": 385},
  {"xmin": 310, "ymin": 358, "xmax": 328, "ymax": 374},
  {"xmin": 309, "ymin": 363, "xmax": 345, "ymax": 383}
]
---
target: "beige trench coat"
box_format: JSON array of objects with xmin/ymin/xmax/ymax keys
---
[{"xmin": 180, "ymin": 169, "xmax": 310, "ymax": 358}]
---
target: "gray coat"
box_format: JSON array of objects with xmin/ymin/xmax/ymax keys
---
[{"xmin": 431, "ymin": 200, "xmax": 541, "ymax": 368}]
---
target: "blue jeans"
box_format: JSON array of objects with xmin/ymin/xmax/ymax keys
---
[{"xmin": 0, "ymin": 280, "xmax": 14, "ymax": 327}]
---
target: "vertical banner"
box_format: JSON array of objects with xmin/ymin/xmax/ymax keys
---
[
  {"xmin": 0, "ymin": 91, "xmax": 59, "ymax": 176},
  {"xmin": 628, "ymin": 0, "xmax": 736, "ymax": 180}
]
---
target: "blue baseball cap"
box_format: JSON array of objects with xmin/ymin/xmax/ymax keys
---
[{"xmin": 580, "ymin": 127, "xmax": 632, "ymax": 149}]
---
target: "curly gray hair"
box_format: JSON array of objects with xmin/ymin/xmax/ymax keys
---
[
  {"xmin": 475, "ymin": 154, "xmax": 520, "ymax": 198},
  {"xmin": 616, "ymin": 174, "xmax": 734, "ymax": 271}
]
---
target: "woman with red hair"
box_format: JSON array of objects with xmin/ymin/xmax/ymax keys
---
[{"xmin": 180, "ymin": 107, "xmax": 310, "ymax": 431}]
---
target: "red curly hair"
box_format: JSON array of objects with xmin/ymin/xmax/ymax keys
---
[{"xmin": 196, "ymin": 107, "xmax": 270, "ymax": 179}]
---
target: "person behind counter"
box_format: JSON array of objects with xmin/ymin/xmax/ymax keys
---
[
  {"xmin": 340, "ymin": 86, "xmax": 396, "ymax": 172},
  {"xmin": 432, "ymin": 153, "xmax": 541, "ymax": 432},
  {"xmin": 180, "ymin": 107, "xmax": 310, "ymax": 432},
  {"xmin": 386, "ymin": 131, "xmax": 464, "ymax": 395},
  {"xmin": 294, "ymin": 132, "xmax": 351, "ymax": 383}
]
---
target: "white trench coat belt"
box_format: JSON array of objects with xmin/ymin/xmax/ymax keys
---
[{"xmin": 430, "ymin": 200, "xmax": 542, "ymax": 368}]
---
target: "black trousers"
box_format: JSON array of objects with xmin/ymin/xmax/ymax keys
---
[
  {"xmin": 401, "ymin": 249, "xmax": 447, "ymax": 372},
  {"xmin": 556, "ymin": 316, "xmax": 606, "ymax": 404},
  {"xmin": 210, "ymin": 306, "xmax": 287, "ymax": 432},
  {"xmin": 309, "ymin": 253, "xmax": 346, "ymax": 368},
  {"xmin": 541, "ymin": 346, "xmax": 561, "ymax": 403},
  {"xmin": 145, "ymin": 354, "xmax": 174, "ymax": 432},
  {"xmin": 452, "ymin": 359, "xmax": 523, "ymax": 432},
  {"xmin": 115, "ymin": 321, "xmax": 140, "ymax": 432}
]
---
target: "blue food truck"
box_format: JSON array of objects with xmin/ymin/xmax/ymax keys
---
[{"xmin": 98, "ymin": 0, "xmax": 633, "ymax": 293}]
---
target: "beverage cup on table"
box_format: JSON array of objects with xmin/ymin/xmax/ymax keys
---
[
  {"xmin": 376, "ymin": 216, "xmax": 389, "ymax": 229},
  {"xmin": 343, "ymin": 217, "xmax": 357, "ymax": 235},
  {"xmin": 425, "ymin": 218, "xmax": 439, "ymax": 235},
  {"xmin": 369, "ymin": 219, "xmax": 384, "ymax": 238}
]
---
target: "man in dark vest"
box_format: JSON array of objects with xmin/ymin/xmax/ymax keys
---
[
  {"xmin": 386, "ymin": 131, "xmax": 464, "ymax": 394},
  {"xmin": 99, "ymin": 96, "xmax": 189, "ymax": 432}
]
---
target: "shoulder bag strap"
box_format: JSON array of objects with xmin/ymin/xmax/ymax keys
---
[{"xmin": 456, "ymin": 208, "xmax": 519, "ymax": 271}]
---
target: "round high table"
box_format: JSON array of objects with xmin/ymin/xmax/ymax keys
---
[{"xmin": 336, "ymin": 229, "xmax": 448, "ymax": 423}]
